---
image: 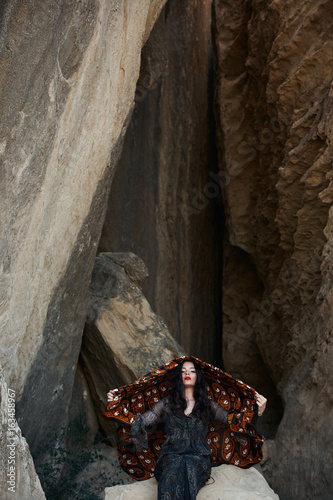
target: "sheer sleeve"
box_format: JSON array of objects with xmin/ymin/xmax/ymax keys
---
[
  {"xmin": 129, "ymin": 398, "xmax": 166, "ymax": 449},
  {"xmin": 210, "ymin": 399, "xmax": 259, "ymax": 443},
  {"xmin": 210, "ymin": 401, "xmax": 229, "ymax": 425}
]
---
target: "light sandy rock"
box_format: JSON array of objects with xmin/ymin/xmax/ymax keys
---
[
  {"xmin": 0, "ymin": 368, "xmax": 46, "ymax": 500},
  {"xmin": 213, "ymin": 0, "xmax": 333, "ymax": 498},
  {"xmin": 104, "ymin": 464, "xmax": 279, "ymax": 500},
  {"xmin": 0, "ymin": 0, "xmax": 167, "ymax": 457},
  {"xmin": 81, "ymin": 252, "xmax": 185, "ymax": 434}
]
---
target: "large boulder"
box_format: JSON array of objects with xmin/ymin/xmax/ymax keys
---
[
  {"xmin": 0, "ymin": 368, "xmax": 46, "ymax": 500},
  {"xmin": 0, "ymin": 0, "xmax": 167, "ymax": 456},
  {"xmin": 213, "ymin": 0, "xmax": 333, "ymax": 498},
  {"xmin": 81, "ymin": 252, "xmax": 185, "ymax": 435},
  {"xmin": 104, "ymin": 464, "xmax": 279, "ymax": 500}
]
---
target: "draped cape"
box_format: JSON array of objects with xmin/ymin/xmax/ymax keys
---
[{"xmin": 103, "ymin": 355, "xmax": 265, "ymax": 481}]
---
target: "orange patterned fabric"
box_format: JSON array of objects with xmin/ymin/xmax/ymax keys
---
[{"xmin": 103, "ymin": 355, "xmax": 265, "ymax": 481}]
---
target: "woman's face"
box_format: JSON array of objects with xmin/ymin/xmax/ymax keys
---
[{"xmin": 181, "ymin": 361, "xmax": 197, "ymax": 387}]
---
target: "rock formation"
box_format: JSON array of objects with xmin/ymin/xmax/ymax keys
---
[
  {"xmin": 0, "ymin": 368, "xmax": 45, "ymax": 500},
  {"xmin": 98, "ymin": 0, "xmax": 223, "ymax": 364},
  {"xmin": 213, "ymin": 0, "xmax": 333, "ymax": 498},
  {"xmin": 81, "ymin": 252, "xmax": 185, "ymax": 436},
  {"xmin": 104, "ymin": 463, "xmax": 279, "ymax": 500},
  {"xmin": 1, "ymin": 0, "xmax": 332, "ymax": 498},
  {"xmin": 0, "ymin": 0, "xmax": 167, "ymax": 459}
]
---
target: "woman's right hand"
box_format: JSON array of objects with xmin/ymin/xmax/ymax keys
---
[{"xmin": 107, "ymin": 389, "xmax": 118, "ymax": 402}]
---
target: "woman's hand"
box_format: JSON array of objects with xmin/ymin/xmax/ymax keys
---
[
  {"xmin": 107, "ymin": 389, "xmax": 118, "ymax": 402},
  {"xmin": 255, "ymin": 393, "xmax": 267, "ymax": 416}
]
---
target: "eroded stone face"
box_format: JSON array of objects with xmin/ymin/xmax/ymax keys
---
[
  {"xmin": 213, "ymin": 0, "xmax": 333, "ymax": 498},
  {"xmin": 0, "ymin": 0, "xmax": 167, "ymax": 457}
]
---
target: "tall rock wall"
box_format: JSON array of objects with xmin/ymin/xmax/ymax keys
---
[
  {"xmin": 99, "ymin": 0, "xmax": 223, "ymax": 364},
  {"xmin": 0, "ymin": 0, "xmax": 167, "ymax": 458},
  {"xmin": 213, "ymin": 0, "xmax": 333, "ymax": 498}
]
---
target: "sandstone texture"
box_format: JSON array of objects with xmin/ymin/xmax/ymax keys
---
[
  {"xmin": 0, "ymin": 368, "xmax": 45, "ymax": 500},
  {"xmin": 0, "ymin": 0, "xmax": 167, "ymax": 458},
  {"xmin": 82, "ymin": 252, "xmax": 185, "ymax": 435},
  {"xmin": 213, "ymin": 0, "xmax": 333, "ymax": 498},
  {"xmin": 105, "ymin": 463, "xmax": 279, "ymax": 500},
  {"xmin": 98, "ymin": 0, "xmax": 223, "ymax": 364}
]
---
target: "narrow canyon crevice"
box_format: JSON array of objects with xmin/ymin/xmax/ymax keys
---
[
  {"xmin": 99, "ymin": 0, "xmax": 224, "ymax": 366},
  {"xmin": 97, "ymin": 0, "xmax": 281, "ymax": 443}
]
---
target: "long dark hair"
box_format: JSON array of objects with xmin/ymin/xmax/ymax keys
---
[{"xmin": 169, "ymin": 360, "xmax": 214, "ymax": 424}]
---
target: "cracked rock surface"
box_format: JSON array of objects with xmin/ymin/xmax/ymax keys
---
[{"xmin": 213, "ymin": 0, "xmax": 333, "ymax": 498}]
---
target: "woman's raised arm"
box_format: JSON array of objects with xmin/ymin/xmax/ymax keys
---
[
  {"xmin": 129, "ymin": 398, "xmax": 166, "ymax": 449},
  {"xmin": 210, "ymin": 400, "xmax": 229, "ymax": 424},
  {"xmin": 210, "ymin": 392, "xmax": 267, "ymax": 425}
]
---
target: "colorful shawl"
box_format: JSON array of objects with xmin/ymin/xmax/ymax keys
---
[{"xmin": 103, "ymin": 355, "xmax": 265, "ymax": 480}]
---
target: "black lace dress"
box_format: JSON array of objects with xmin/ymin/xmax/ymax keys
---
[{"xmin": 130, "ymin": 398, "xmax": 231, "ymax": 500}]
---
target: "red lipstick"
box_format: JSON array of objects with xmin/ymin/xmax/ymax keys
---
[{"xmin": 184, "ymin": 376, "xmax": 191, "ymax": 380}]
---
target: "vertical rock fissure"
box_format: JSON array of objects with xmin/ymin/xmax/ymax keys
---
[{"xmin": 99, "ymin": 0, "xmax": 223, "ymax": 365}]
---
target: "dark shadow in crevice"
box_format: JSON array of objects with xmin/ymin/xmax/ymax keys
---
[{"xmin": 99, "ymin": 0, "xmax": 223, "ymax": 365}]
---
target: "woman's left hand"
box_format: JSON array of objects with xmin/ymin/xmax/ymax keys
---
[{"xmin": 255, "ymin": 393, "xmax": 267, "ymax": 416}]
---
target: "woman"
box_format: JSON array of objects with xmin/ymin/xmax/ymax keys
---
[{"xmin": 105, "ymin": 356, "xmax": 267, "ymax": 499}]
